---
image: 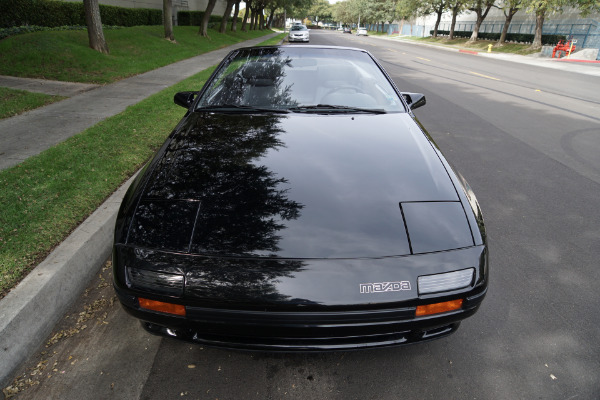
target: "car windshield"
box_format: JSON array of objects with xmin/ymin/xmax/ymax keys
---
[
  {"xmin": 291, "ymin": 25, "xmax": 307, "ymax": 31},
  {"xmin": 195, "ymin": 47, "xmax": 405, "ymax": 113}
]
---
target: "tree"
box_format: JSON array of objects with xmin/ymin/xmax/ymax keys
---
[
  {"xmin": 220, "ymin": 0, "xmax": 236, "ymax": 33},
  {"xmin": 199, "ymin": 0, "xmax": 219, "ymax": 37},
  {"xmin": 241, "ymin": 0, "xmax": 251, "ymax": 31},
  {"xmin": 307, "ymin": 0, "xmax": 334, "ymax": 23},
  {"xmin": 466, "ymin": 0, "xmax": 495, "ymax": 43},
  {"xmin": 524, "ymin": 0, "xmax": 600, "ymax": 50},
  {"xmin": 163, "ymin": 0, "xmax": 174, "ymax": 41},
  {"xmin": 429, "ymin": 0, "xmax": 447, "ymax": 37},
  {"xmin": 83, "ymin": 0, "xmax": 109, "ymax": 54},
  {"xmin": 231, "ymin": 0, "xmax": 241, "ymax": 31},
  {"xmin": 447, "ymin": 0, "xmax": 466, "ymax": 39},
  {"xmin": 496, "ymin": 0, "xmax": 522, "ymax": 46}
]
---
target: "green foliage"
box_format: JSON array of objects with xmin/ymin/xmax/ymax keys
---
[
  {"xmin": 306, "ymin": 0, "xmax": 334, "ymax": 22},
  {"xmin": 0, "ymin": 24, "xmax": 123, "ymax": 40},
  {"xmin": 177, "ymin": 11, "xmax": 227, "ymax": 26},
  {"xmin": 0, "ymin": 0, "xmax": 162, "ymax": 28},
  {"xmin": 431, "ymin": 29, "xmax": 566, "ymax": 44}
]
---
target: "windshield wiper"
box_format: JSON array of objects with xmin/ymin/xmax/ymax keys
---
[
  {"xmin": 289, "ymin": 104, "xmax": 387, "ymax": 114},
  {"xmin": 196, "ymin": 104, "xmax": 290, "ymax": 114}
]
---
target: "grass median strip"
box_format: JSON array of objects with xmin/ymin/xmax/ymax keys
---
[
  {"xmin": 0, "ymin": 33, "xmax": 285, "ymax": 299},
  {"xmin": 0, "ymin": 88, "xmax": 66, "ymax": 119}
]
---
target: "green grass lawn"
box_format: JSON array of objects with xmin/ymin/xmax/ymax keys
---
[
  {"xmin": 0, "ymin": 87, "xmax": 66, "ymax": 119},
  {"xmin": 413, "ymin": 36, "xmax": 540, "ymax": 55},
  {"xmin": 0, "ymin": 33, "xmax": 285, "ymax": 298},
  {"xmin": 0, "ymin": 25, "xmax": 273, "ymax": 84}
]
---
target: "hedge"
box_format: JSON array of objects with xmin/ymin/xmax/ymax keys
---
[
  {"xmin": 430, "ymin": 30, "xmax": 566, "ymax": 45},
  {"xmin": 0, "ymin": 0, "xmax": 162, "ymax": 28},
  {"xmin": 0, "ymin": 24, "xmax": 122, "ymax": 40},
  {"xmin": 177, "ymin": 11, "xmax": 241, "ymax": 26}
]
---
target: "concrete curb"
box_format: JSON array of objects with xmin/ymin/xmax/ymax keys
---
[{"xmin": 0, "ymin": 174, "xmax": 136, "ymax": 387}]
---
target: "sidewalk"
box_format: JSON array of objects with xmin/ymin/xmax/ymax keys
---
[
  {"xmin": 0, "ymin": 32, "xmax": 278, "ymax": 171},
  {"xmin": 0, "ymin": 32, "xmax": 280, "ymax": 388},
  {"xmin": 374, "ymin": 35, "xmax": 600, "ymax": 77}
]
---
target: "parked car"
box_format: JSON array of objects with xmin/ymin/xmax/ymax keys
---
[
  {"xmin": 113, "ymin": 45, "xmax": 488, "ymax": 351},
  {"xmin": 288, "ymin": 24, "xmax": 309, "ymax": 42},
  {"xmin": 343, "ymin": 27, "xmax": 352, "ymax": 34},
  {"xmin": 357, "ymin": 27, "xmax": 368, "ymax": 36}
]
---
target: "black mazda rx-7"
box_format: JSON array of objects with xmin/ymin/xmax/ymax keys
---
[{"xmin": 113, "ymin": 45, "xmax": 488, "ymax": 350}]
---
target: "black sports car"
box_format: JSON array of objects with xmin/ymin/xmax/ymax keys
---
[{"xmin": 113, "ymin": 45, "xmax": 488, "ymax": 350}]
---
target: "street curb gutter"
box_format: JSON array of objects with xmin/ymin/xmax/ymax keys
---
[{"xmin": 0, "ymin": 174, "xmax": 136, "ymax": 387}]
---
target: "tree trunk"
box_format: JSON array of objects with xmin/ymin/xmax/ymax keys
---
[
  {"xmin": 449, "ymin": 5, "xmax": 459, "ymax": 39},
  {"xmin": 267, "ymin": 9, "xmax": 275, "ymax": 28},
  {"xmin": 83, "ymin": 0, "xmax": 109, "ymax": 54},
  {"xmin": 219, "ymin": 0, "xmax": 235, "ymax": 33},
  {"xmin": 231, "ymin": 0, "xmax": 240, "ymax": 31},
  {"xmin": 468, "ymin": 2, "xmax": 492, "ymax": 43},
  {"xmin": 199, "ymin": 0, "xmax": 218, "ymax": 37},
  {"xmin": 433, "ymin": 8, "xmax": 443, "ymax": 38},
  {"xmin": 259, "ymin": 10, "xmax": 265, "ymax": 30},
  {"xmin": 497, "ymin": 8, "xmax": 517, "ymax": 46},
  {"xmin": 251, "ymin": 9, "xmax": 258, "ymax": 30},
  {"xmin": 163, "ymin": 0, "xmax": 174, "ymax": 41},
  {"xmin": 241, "ymin": 1, "xmax": 250, "ymax": 31},
  {"xmin": 530, "ymin": 9, "xmax": 545, "ymax": 49}
]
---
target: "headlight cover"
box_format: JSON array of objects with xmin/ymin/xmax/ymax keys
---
[
  {"xmin": 128, "ymin": 267, "xmax": 184, "ymax": 297},
  {"xmin": 417, "ymin": 268, "xmax": 474, "ymax": 295}
]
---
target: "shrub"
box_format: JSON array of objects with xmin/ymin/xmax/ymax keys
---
[
  {"xmin": 430, "ymin": 30, "xmax": 567, "ymax": 45},
  {"xmin": 0, "ymin": 24, "xmax": 123, "ymax": 40},
  {"xmin": 0, "ymin": 0, "xmax": 162, "ymax": 28},
  {"xmin": 177, "ymin": 11, "xmax": 241, "ymax": 26}
]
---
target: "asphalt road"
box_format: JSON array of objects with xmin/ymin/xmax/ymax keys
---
[{"xmin": 6, "ymin": 30, "xmax": 600, "ymax": 400}]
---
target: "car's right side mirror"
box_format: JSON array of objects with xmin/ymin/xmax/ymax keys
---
[{"xmin": 401, "ymin": 92, "xmax": 426, "ymax": 110}]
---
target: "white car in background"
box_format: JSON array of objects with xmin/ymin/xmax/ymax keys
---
[
  {"xmin": 356, "ymin": 27, "xmax": 368, "ymax": 36},
  {"xmin": 288, "ymin": 25, "xmax": 310, "ymax": 42}
]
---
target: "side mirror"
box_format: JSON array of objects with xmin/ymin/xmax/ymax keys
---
[
  {"xmin": 401, "ymin": 92, "xmax": 426, "ymax": 110},
  {"xmin": 174, "ymin": 91, "xmax": 197, "ymax": 109}
]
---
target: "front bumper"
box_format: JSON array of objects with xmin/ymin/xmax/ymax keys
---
[
  {"xmin": 115, "ymin": 285, "xmax": 486, "ymax": 351},
  {"xmin": 288, "ymin": 36, "xmax": 309, "ymax": 42}
]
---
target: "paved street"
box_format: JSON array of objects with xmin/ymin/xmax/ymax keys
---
[{"xmin": 4, "ymin": 30, "xmax": 600, "ymax": 399}]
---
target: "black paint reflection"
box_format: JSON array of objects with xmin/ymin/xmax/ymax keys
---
[
  {"xmin": 127, "ymin": 113, "xmax": 303, "ymax": 256},
  {"xmin": 185, "ymin": 257, "xmax": 311, "ymax": 305},
  {"xmin": 120, "ymin": 246, "xmax": 312, "ymax": 305}
]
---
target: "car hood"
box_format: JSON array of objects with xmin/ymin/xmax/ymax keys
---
[{"xmin": 123, "ymin": 112, "xmax": 474, "ymax": 259}]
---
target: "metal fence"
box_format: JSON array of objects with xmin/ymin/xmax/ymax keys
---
[
  {"xmin": 438, "ymin": 19, "xmax": 600, "ymax": 52},
  {"xmin": 364, "ymin": 23, "xmax": 399, "ymax": 35}
]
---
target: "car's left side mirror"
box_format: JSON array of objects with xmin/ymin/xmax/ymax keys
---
[
  {"xmin": 174, "ymin": 91, "xmax": 197, "ymax": 109},
  {"xmin": 401, "ymin": 92, "xmax": 426, "ymax": 110}
]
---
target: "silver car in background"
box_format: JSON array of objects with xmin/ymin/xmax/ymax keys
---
[{"xmin": 288, "ymin": 25, "xmax": 309, "ymax": 42}]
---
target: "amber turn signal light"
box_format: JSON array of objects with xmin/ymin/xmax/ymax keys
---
[
  {"xmin": 415, "ymin": 299, "xmax": 463, "ymax": 317},
  {"xmin": 139, "ymin": 297, "xmax": 186, "ymax": 316}
]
